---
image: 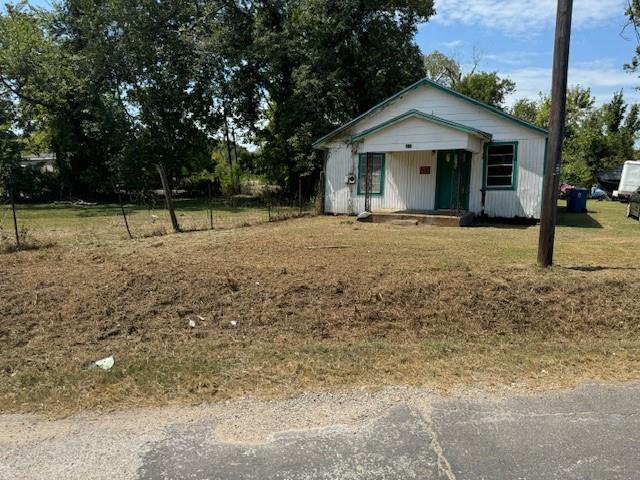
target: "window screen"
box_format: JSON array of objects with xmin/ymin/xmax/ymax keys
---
[
  {"xmin": 486, "ymin": 143, "xmax": 516, "ymax": 188},
  {"xmin": 358, "ymin": 153, "xmax": 385, "ymax": 195}
]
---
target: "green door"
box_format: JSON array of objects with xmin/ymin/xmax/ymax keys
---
[{"xmin": 435, "ymin": 150, "xmax": 471, "ymax": 211}]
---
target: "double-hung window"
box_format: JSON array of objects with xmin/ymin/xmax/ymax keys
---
[
  {"xmin": 358, "ymin": 153, "xmax": 385, "ymax": 196},
  {"xmin": 485, "ymin": 142, "xmax": 518, "ymax": 189}
]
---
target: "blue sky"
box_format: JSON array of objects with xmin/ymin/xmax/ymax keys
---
[{"xmin": 417, "ymin": 0, "xmax": 639, "ymax": 106}]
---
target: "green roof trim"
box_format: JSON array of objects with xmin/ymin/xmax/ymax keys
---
[
  {"xmin": 351, "ymin": 109, "xmax": 492, "ymax": 142},
  {"xmin": 312, "ymin": 77, "xmax": 548, "ymax": 148}
]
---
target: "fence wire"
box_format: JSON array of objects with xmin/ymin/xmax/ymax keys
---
[{"xmin": 0, "ymin": 193, "xmax": 318, "ymax": 248}]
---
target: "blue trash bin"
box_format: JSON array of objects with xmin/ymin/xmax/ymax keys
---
[{"xmin": 567, "ymin": 188, "xmax": 588, "ymax": 213}]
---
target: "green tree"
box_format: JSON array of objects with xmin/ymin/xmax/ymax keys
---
[
  {"xmin": 0, "ymin": 2, "xmax": 132, "ymax": 197},
  {"xmin": 253, "ymin": 0, "xmax": 435, "ymax": 192},
  {"xmin": 0, "ymin": 95, "xmax": 20, "ymax": 195},
  {"xmin": 456, "ymin": 72, "xmax": 515, "ymax": 109},
  {"xmin": 562, "ymin": 91, "xmax": 640, "ymax": 185},
  {"xmin": 423, "ymin": 50, "xmax": 461, "ymax": 87},
  {"xmin": 511, "ymin": 98, "xmax": 539, "ymax": 124},
  {"xmin": 1, "ymin": 0, "xmax": 438, "ymax": 199},
  {"xmin": 422, "ymin": 51, "xmax": 515, "ymax": 109}
]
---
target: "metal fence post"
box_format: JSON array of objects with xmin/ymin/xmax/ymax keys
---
[
  {"xmin": 298, "ymin": 177, "xmax": 303, "ymax": 216},
  {"xmin": 208, "ymin": 180, "xmax": 214, "ymax": 229},
  {"xmin": 9, "ymin": 184, "xmax": 19, "ymax": 248}
]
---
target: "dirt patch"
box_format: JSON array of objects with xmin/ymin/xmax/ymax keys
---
[{"xmin": 1, "ymin": 211, "xmax": 640, "ymax": 415}]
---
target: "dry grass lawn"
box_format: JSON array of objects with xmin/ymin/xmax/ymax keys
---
[{"xmin": 1, "ymin": 200, "xmax": 639, "ymax": 415}]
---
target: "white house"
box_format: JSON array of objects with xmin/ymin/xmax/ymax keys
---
[{"xmin": 313, "ymin": 78, "xmax": 548, "ymax": 221}]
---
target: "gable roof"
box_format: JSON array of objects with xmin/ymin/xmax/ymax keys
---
[
  {"xmin": 351, "ymin": 109, "xmax": 492, "ymax": 142},
  {"xmin": 312, "ymin": 77, "xmax": 548, "ymax": 148}
]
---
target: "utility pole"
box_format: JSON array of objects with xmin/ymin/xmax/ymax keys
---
[{"xmin": 537, "ymin": 0, "xmax": 573, "ymax": 267}]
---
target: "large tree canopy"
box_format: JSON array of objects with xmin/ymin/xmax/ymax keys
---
[
  {"xmin": 0, "ymin": 0, "xmax": 436, "ymax": 197},
  {"xmin": 254, "ymin": 0, "xmax": 435, "ymax": 190}
]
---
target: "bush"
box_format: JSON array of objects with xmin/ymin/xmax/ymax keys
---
[{"xmin": 213, "ymin": 157, "xmax": 242, "ymax": 197}]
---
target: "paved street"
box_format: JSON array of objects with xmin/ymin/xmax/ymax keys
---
[{"xmin": 2, "ymin": 382, "xmax": 639, "ymax": 479}]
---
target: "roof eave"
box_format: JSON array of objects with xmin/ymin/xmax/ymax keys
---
[{"xmin": 350, "ymin": 110, "xmax": 493, "ymax": 143}]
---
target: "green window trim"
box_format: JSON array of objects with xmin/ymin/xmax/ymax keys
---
[
  {"xmin": 357, "ymin": 153, "xmax": 385, "ymax": 196},
  {"xmin": 483, "ymin": 141, "xmax": 519, "ymax": 191}
]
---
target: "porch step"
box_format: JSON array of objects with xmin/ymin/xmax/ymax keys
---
[
  {"xmin": 361, "ymin": 211, "xmax": 475, "ymax": 227},
  {"xmin": 390, "ymin": 219, "xmax": 420, "ymax": 226}
]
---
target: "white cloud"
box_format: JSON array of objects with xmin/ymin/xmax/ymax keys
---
[
  {"xmin": 483, "ymin": 51, "xmax": 547, "ymax": 67},
  {"xmin": 441, "ymin": 39, "xmax": 464, "ymax": 49},
  {"xmin": 503, "ymin": 60, "xmax": 640, "ymax": 105},
  {"xmin": 434, "ymin": 0, "xmax": 626, "ymax": 34}
]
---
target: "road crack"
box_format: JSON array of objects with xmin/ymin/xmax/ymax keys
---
[{"xmin": 417, "ymin": 408, "xmax": 457, "ymax": 480}]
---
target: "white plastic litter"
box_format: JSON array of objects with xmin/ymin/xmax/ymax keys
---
[
  {"xmin": 93, "ymin": 356, "xmax": 114, "ymax": 371},
  {"xmin": 188, "ymin": 320, "xmax": 196, "ymax": 328},
  {"xmin": 230, "ymin": 321, "xmax": 238, "ymax": 327}
]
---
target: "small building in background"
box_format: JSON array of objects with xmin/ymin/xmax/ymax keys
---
[{"xmin": 20, "ymin": 153, "xmax": 57, "ymax": 173}]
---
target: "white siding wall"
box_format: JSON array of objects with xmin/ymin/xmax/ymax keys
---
[
  {"xmin": 469, "ymin": 151, "xmax": 484, "ymax": 214},
  {"xmin": 324, "ymin": 143, "xmax": 355, "ymax": 214},
  {"xmin": 481, "ymin": 138, "xmax": 546, "ymax": 218},
  {"xmin": 323, "ymin": 84, "xmax": 547, "ymax": 218},
  {"xmin": 324, "ymin": 148, "xmax": 438, "ymax": 214},
  {"xmin": 360, "ymin": 117, "xmax": 482, "ymax": 153},
  {"xmin": 393, "ymin": 151, "xmax": 437, "ymax": 211}
]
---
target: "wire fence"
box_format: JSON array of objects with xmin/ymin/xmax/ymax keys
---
[{"xmin": 0, "ymin": 191, "xmax": 320, "ymax": 250}]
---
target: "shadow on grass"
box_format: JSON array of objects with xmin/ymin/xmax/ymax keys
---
[
  {"xmin": 472, "ymin": 216, "xmax": 537, "ymax": 230},
  {"xmin": 556, "ymin": 207, "xmax": 603, "ymax": 229},
  {"xmin": 563, "ymin": 265, "xmax": 640, "ymax": 272}
]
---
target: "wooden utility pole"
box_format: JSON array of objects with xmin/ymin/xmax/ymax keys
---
[
  {"xmin": 537, "ymin": 0, "xmax": 573, "ymax": 267},
  {"xmin": 156, "ymin": 163, "xmax": 181, "ymax": 233}
]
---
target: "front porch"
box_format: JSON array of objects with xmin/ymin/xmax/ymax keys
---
[{"xmin": 359, "ymin": 208, "xmax": 475, "ymax": 227}]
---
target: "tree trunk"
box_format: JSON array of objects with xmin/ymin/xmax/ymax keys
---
[
  {"xmin": 231, "ymin": 127, "xmax": 239, "ymax": 163},
  {"xmin": 223, "ymin": 114, "xmax": 233, "ymax": 165},
  {"xmin": 156, "ymin": 163, "xmax": 181, "ymax": 233}
]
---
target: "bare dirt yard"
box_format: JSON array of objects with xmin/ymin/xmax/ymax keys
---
[{"xmin": 1, "ymin": 201, "xmax": 639, "ymax": 415}]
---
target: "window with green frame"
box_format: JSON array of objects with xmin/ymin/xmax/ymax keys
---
[
  {"xmin": 484, "ymin": 142, "xmax": 518, "ymax": 190},
  {"xmin": 357, "ymin": 153, "xmax": 385, "ymax": 195}
]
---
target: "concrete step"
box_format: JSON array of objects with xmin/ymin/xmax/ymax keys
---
[
  {"xmin": 364, "ymin": 212, "xmax": 475, "ymax": 227},
  {"xmin": 390, "ymin": 219, "xmax": 420, "ymax": 226}
]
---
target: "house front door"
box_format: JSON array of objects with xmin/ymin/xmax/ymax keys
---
[{"xmin": 435, "ymin": 150, "xmax": 471, "ymax": 211}]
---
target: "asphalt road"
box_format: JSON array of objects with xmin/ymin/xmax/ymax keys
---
[{"xmin": 2, "ymin": 382, "xmax": 639, "ymax": 479}]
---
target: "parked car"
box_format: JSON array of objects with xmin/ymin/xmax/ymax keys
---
[
  {"xmin": 559, "ymin": 183, "xmax": 574, "ymax": 199},
  {"xmin": 590, "ymin": 185, "xmax": 609, "ymax": 201},
  {"xmin": 627, "ymin": 187, "xmax": 640, "ymax": 221}
]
